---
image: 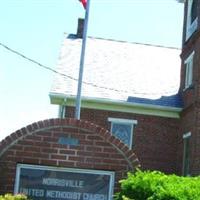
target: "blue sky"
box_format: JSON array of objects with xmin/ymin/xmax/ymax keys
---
[{"xmin": 0, "ymin": 0, "xmax": 184, "ymax": 140}]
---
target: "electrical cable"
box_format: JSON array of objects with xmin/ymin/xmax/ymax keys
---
[{"xmin": 0, "ymin": 42, "xmax": 178, "ymax": 96}]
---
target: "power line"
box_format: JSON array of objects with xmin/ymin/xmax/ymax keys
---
[
  {"xmin": 0, "ymin": 42, "xmax": 77, "ymax": 81},
  {"xmin": 0, "ymin": 42, "xmax": 178, "ymax": 96}
]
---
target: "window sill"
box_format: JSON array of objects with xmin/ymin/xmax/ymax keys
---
[{"xmin": 183, "ymin": 84, "xmax": 194, "ymax": 92}]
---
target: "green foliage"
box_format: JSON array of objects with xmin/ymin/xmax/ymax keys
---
[
  {"xmin": 115, "ymin": 170, "xmax": 200, "ymax": 200},
  {"xmin": 0, "ymin": 194, "xmax": 29, "ymax": 200}
]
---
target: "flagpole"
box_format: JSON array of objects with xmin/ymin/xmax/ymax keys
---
[{"xmin": 75, "ymin": 0, "xmax": 91, "ymax": 119}]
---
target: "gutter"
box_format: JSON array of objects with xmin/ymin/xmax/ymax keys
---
[{"xmin": 49, "ymin": 93, "xmax": 182, "ymax": 119}]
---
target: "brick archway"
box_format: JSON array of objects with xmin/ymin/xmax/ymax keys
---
[{"xmin": 0, "ymin": 118, "xmax": 140, "ymax": 194}]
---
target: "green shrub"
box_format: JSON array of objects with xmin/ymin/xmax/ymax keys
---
[
  {"xmin": 115, "ymin": 170, "xmax": 200, "ymax": 200},
  {"xmin": 0, "ymin": 194, "xmax": 29, "ymax": 200}
]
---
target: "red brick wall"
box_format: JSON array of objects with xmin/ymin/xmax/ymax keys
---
[
  {"xmin": 66, "ymin": 107, "xmax": 181, "ymax": 174},
  {"xmin": 178, "ymin": 104, "xmax": 200, "ymax": 176},
  {"xmin": 179, "ymin": 0, "xmax": 200, "ymax": 176},
  {"xmin": 176, "ymin": 106, "xmax": 195, "ymax": 174},
  {"xmin": 0, "ymin": 118, "xmax": 140, "ymax": 194},
  {"xmin": 191, "ymin": 105, "xmax": 200, "ymax": 175}
]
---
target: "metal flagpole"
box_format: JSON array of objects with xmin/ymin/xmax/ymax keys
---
[{"xmin": 75, "ymin": 0, "xmax": 91, "ymax": 119}]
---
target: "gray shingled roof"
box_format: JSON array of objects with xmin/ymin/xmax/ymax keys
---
[{"xmin": 50, "ymin": 34, "xmax": 181, "ymax": 104}]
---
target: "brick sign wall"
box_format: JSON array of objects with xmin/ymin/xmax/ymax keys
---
[{"xmin": 0, "ymin": 118, "xmax": 140, "ymax": 196}]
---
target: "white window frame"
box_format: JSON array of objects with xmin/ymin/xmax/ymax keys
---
[
  {"xmin": 184, "ymin": 51, "xmax": 194, "ymax": 90},
  {"xmin": 182, "ymin": 132, "xmax": 191, "ymax": 176},
  {"xmin": 186, "ymin": 0, "xmax": 198, "ymax": 40},
  {"xmin": 108, "ymin": 118, "xmax": 137, "ymax": 149}
]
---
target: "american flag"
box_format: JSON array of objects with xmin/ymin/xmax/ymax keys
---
[{"xmin": 79, "ymin": 0, "xmax": 87, "ymax": 9}]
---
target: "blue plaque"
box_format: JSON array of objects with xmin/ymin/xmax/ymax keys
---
[{"xmin": 58, "ymin": 137, "xmax": 79, "ymax": 146}]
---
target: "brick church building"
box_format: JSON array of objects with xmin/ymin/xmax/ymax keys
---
[
  {"xmin": 50, "ymin": 0, "xmax": 200, "ymax": 176},
  {"xmin": 0, "ymin": 0, "xmax": 199, "ymax": 197}
]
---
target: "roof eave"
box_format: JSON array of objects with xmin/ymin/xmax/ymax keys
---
[{"xmin": 49, "ymin": 93, "xmax": 182, "ymax": 119}]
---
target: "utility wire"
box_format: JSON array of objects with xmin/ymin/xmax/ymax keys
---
[
  {"xmin": 0, "ymin": 42, "xmax": 178, "ymax": 96},
  {"xmin": 0, "ymin": 42, "xmax": 77, "ymax": 81}
]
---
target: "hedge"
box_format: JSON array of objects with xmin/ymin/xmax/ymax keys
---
[
  {"xmin": 0, "ymin": 194, "xmax": 29, "ymax": 200},
  {"xmin": 115, "ymin": 170, "xmax": 200, "ymax": 200}
]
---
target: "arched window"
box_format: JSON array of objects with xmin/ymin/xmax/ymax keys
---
[{"xmin": 108, "ymin": 118, "xmax": 137, "ymax": 149}]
